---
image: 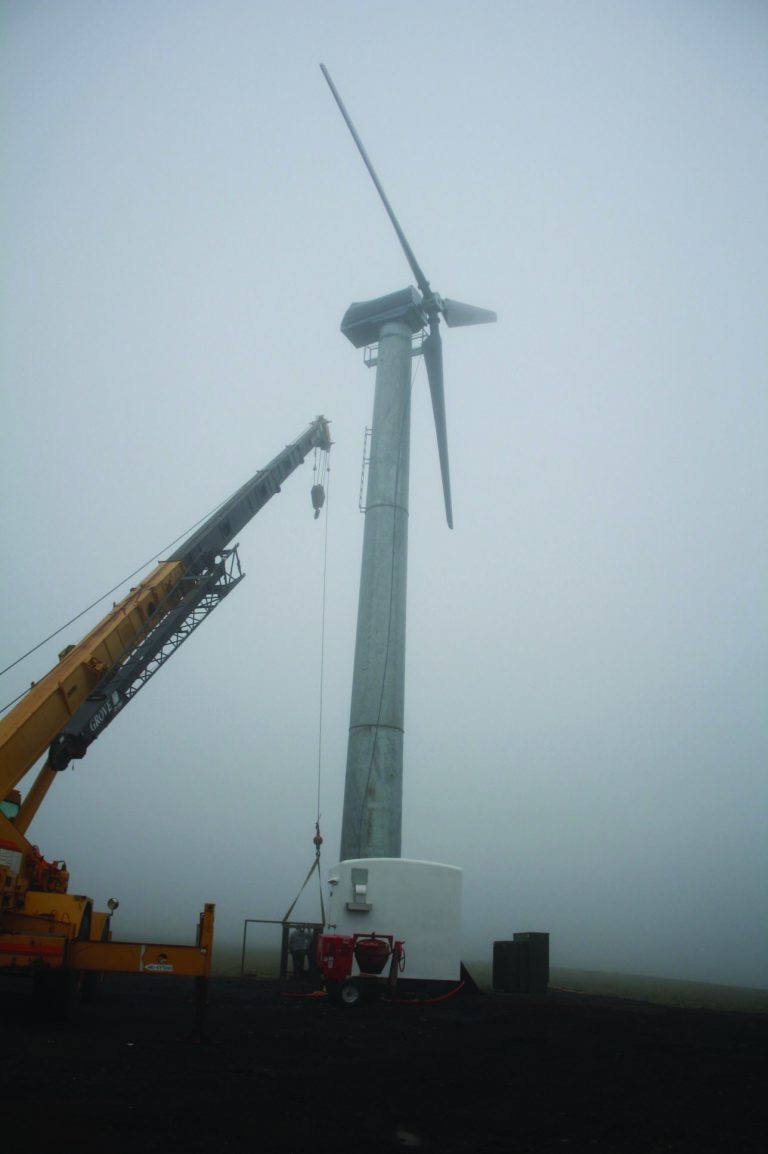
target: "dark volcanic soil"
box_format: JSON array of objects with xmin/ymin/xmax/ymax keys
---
[{"xmin": 2, "ymin": 975, "xmax": 766, "ymax": 1153}]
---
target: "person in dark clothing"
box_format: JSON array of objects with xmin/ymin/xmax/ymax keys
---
[{"xmin": 289, "ymin": 926, "xmax": 313, "ymax": 978}]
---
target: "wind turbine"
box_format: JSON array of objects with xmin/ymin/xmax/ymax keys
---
[{"xmin": 321, "ymin": 65, "xmax": 496, "ymax": 862}]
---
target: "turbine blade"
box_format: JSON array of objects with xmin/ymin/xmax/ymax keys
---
[
  {"xmin": 320, "ymin": 64, "xmax": 431, "ymax": 297},
  {"xmin": 442, "ymin": 298, "xmax": 498, "ymax": 328},
  {"xmin": 422, "ymin": 319, "xmax": 454, "ymax": 529}
]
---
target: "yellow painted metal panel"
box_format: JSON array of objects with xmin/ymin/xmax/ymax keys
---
[
  {"xmin": 68, "ymin": 904, "xmax": 214, "ymax": 977},
  {"xmin": 68, "ymin": 939, "xmax": 212, "ymax": 978},
  {"xmin": 0, "ymin": 934, "xmax": 66, "ymax": 969},
  {"xmin": 23, "ymin": 889, "xmax": 88, "ymax": 926},
  {"xmin": 1, "ymin": 912, "xmax": 75, "ymax": 937},
  {"xmin": 90, "ymin": 909, "xmax": 110, "ymax": 943}
]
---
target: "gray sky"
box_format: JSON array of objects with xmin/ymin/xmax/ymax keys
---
[{"xmin": 2, "ymin": 0, "xmax": 766, "ymax": 987}]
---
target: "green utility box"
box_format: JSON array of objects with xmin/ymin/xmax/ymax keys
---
[{"xmin": 493, "ymin": 932, "xmax": 550, "ymax": 994}]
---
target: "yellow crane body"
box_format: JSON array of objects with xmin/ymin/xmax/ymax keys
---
[{"xmin": 0, "ymin": 417, "xmax": 331, "ymax": 1009}]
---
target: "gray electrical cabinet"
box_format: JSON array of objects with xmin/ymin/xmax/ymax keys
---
[{"xmin": 493, "ymin": 932, "xmax": 550, "ymax": 994}]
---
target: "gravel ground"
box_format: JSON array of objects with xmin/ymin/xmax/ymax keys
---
[{"xmin": 2, "ymin": 974, "xmax": 766, "ymax": 1153}]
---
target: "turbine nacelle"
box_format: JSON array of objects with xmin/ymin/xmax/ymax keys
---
[
  {"xmin": 341, "ymin": 287, "xmax": 428, "ymax": 349},
  {"xmin": 341, "ymin": 288, "xmax": 497, "ymax": 351}
]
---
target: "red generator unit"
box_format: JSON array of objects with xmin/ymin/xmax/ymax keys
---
[{"xmin": 317, "ymin": 932, "xmax": 404, "ymax": 1006}]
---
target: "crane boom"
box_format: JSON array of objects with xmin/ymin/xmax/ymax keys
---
[
  {"xmin": 0, "ymin": 416, "xmax": 331, "ymax": 830},
  {"xmin": 0, "ymin": 416, "xmax": 331, "ymax": 1011}
]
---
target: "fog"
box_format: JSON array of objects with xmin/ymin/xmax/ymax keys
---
[{"xmin": 2, "ymin": 2, "xmax": 766, "ymax": 988}]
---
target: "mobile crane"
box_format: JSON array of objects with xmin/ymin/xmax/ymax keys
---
[{"xmin": 0, "ymin": 416, "xmax": 331, "ymax": 1012}]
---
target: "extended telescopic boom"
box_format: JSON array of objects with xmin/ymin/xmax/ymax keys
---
[{"xmin": 0, "ymin": 416, "xmax": 331, "ymax": 836}]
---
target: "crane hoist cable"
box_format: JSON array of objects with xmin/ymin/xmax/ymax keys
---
[
  {"xmin": 282, "ymin": 451, "xmax": 331, "ymax": 928},
  {"xmin": 312, "ymin": 444, "xmax": 331, "ymax": 826}
]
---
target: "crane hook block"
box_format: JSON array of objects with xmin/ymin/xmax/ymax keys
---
[{"xmin": 311, "ymin": 484, "xmax": 326, "ymax": 519}]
